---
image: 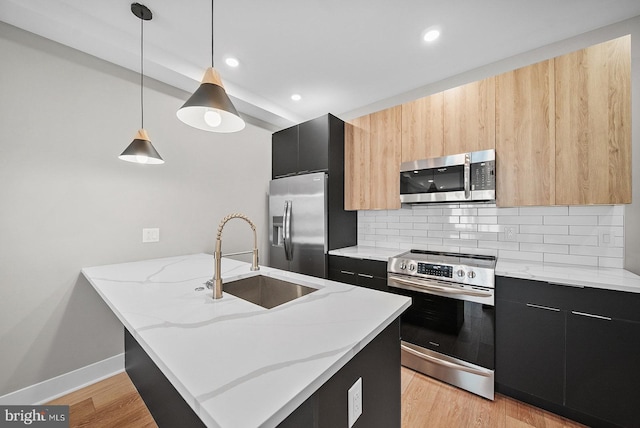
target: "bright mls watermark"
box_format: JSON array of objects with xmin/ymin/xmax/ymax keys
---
[{"xmin": 0, "ymin": 406, "xmax": 68, "ymax": 427}]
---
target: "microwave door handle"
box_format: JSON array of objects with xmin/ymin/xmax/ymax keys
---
[{"xmin": 464, "ymin": 153, "xmax": 471, "ymax": 199}]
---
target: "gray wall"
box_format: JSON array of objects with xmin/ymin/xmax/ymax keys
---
[
  {"xmin": 342, "ymin": 15, "xmax": 640, "ymax": 275},
  {"xmin": 0, "ymin": 22, "xmax": 272, "ymax": 397}
]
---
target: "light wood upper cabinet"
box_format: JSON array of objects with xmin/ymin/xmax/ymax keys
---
[
  {"xmin": 496, "ymin": 60, "xmax": 556, "ymax": 207},
  {"xmin": 345, "ymin": 106, "xmax": 402, "ymax": 210},
  {"xmin": 444, "ymin": 77, "xmax": 496, "ymax": 154},
  {"xmin": 554, "ymin": 35, "xmax": 631, "ymax": 205},
  {"xmin": 401, "ymin": 93, "xmax": 444, "ymax": 161}
]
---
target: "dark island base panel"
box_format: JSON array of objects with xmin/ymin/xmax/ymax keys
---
[
  {"xmin": 496, "ymin": 384, "xmax": 623, "ymax": 428},
  {"xmin": 125, "ymin": 319, "xmax": 401, "ymax": 428}
]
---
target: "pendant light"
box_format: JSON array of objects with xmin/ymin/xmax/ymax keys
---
[
  {"xmin": 119, "ymin": 3, "xmax": 164, "ymax": 165},
  {"xmin": 176, "ymin": 0, "xmax": 245, "ymax": 133}
]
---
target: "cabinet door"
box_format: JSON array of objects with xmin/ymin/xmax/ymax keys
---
[
  {"xmin": 344, "ymin": 115, "xmax": 370, "ymax": 210},
  {"xmin": 345, "ymin": 107, "xmax": 401, "ymax": 210},
  {"xmin": 496, "ymin": 60, "xmax": 555, "ymax": 207},
  {"xmin": 401, "ymin": 93, "xmax": 444, "ymax": 161},
  {"xmin": 566, "ymin": 312, "xmax": 640, "ymax": 427},
  {"xmin": 496, "ymin": 299, "xmax": 565, "ymax": 405},
  {"xmin": 272, "ymin": 125, "xmax": 298, "ymax": 178},
  {"xmin": 555, "ymin": 35, "xmax": 631, "ymax": 205},
  {"xmin": 298, "ymin": 115, "xmax": 329, "ymax": 174},
  {"xmin": 443, "ymin": 77, "xmax": 495, "ymax": 154}
]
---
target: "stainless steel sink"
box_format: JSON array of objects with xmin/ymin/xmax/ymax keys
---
[{"xmin": 224, "ymin": 275, "xmax": 318, "ymax": 309}]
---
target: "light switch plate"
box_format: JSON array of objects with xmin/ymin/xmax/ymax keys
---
[
  {"xmin": 504, "ymin": 226, "xmax": 517, "ymax": 242},
  {"xmin": 348, "ymin": 377, "xmax": 362, "ymax": 427},
  {"xmin": 142, "ymin": 228, "xmax": 160, "ymax": 243}
]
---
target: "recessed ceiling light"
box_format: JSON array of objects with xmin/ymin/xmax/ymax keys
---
[
  {"xmin": 225, "ymin": 57, "xmax": 239, "ymax": 67},
  {"xmin": 423, "ymin": 29, "xmax": 440, "ymax": 42},
  {"xmin": 291, "ymin": 94, "xmax": 302, "ymax": 101}
]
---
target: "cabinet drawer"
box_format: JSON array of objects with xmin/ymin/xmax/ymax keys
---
[
  {"xmin": 496, "ymin": 276, "xmax": 572, "ymax": 309},
  {"xmin": 328, "ymin": 255, "xmax": 358, "ymax": 272},
  {"xmin": 328, "ymin": 268, "xmax": 358, "ymax": 286},
  {"xmin": 569, "ymin": 287, "xmax": 640, "ymax": 323},
  {"xmin": 359, "ymin": 258, "xmax": 388, "ymax": 279}
]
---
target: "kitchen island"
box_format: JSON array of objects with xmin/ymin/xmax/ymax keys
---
[{"xmin": 82, "ymin": 253, "xmax": 410, "ymax": 428}]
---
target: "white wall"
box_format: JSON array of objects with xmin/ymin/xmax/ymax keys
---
[
  {"xmin": 343, "ymin": 15, "xmax": 640, "ymax": 273},
  {"xmin": 0, "ymin": 22, "xmax": 272, "ymax": 397}
]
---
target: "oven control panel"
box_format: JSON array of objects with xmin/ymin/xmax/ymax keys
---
[{"xmin": 417, "ymin": 263, "xmax": 452, "ymax": 278}]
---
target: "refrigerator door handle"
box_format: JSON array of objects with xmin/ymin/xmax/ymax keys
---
[{"xmin": 283, "ymin": 200, "xmax": 293, "ymax": 261}]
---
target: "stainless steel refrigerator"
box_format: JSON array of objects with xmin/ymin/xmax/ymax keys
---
[{"xmin": 269, "ymin": 172, "xmax": 328, "ymax": 278}]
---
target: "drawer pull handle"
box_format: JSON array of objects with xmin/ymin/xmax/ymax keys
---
[
  {"xmin": 526, "ymin": 303, "xmax": 560, "ymax": 312},
  {"xmin": 571, "ymin": 311, "xmax": 612, "ymax": 321},
  {"xmin": 340, "ymin": 270, "xmax": 355, "ymax": 275},
  {"xmin": 357, "ymin": 273, "xmax": 374, "ymax": 278}
]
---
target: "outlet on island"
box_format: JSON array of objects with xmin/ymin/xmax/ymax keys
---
[
  {"xmin": 142, "ymin": 228, "xmax": 160, "ymax": 243},
  {"xmin": 348, "ymin": 377, "xmax": 362, "ymax": 427}
]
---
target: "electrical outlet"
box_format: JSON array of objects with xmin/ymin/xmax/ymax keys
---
[
  {"xmin": 504, "ymin": 226, "xmax": 517, "ymax": 242},
  {"xmin": 348, "ymin": 377, "xmax": 362, "ymax": 427},
  {"xmin": 142, "ymin": 228, "xmax": 160, "ymax": 243}
]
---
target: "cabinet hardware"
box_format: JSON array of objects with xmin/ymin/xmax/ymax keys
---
[
  {"xmin": 526, "ymin": 303, "xmax": 560, "ymax": 312},
  {"xmin": 571, "ymin": 311, "xmax": 612, "ymax": 321},
  {"xmin": 357, "ymin": 273, "xmax": 374, "ymax": 278},
  {"xmin": 548, "ymin": 281, "xmax": 585, "ymax": 289},
  {"xmin": 340, "ymin": 270, "xmax": 355, "ymax": 275}
]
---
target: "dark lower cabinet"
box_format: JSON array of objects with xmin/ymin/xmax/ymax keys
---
[
  {"xmin": 566, "ymin": 313, "xmax": 640, "ymax": 428},
  {"xmin": 496, "ymin": 276, "xmax": 640, "ymax": 428},
  {"xmin": 328, "ymin": 255, "xmax": 388, "ymax": 292},
  {"xmin": 496, "ymin": 299, "xmax": 565, "ymax": 405},
  {"xmin": 126, "ymin": 319, "xmax": 401, "ymax": 428}
]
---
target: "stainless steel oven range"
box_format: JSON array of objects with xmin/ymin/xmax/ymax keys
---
[{"xmin": 388, "ymin": 250, "xmax": 496, "ymax": 400}]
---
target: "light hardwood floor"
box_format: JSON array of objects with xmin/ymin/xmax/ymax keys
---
[{"xmin": 47, "ymin": 368, "xmax": 585, "ymax": 428}]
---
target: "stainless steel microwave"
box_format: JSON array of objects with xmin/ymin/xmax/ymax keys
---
[{"xmin": 400, "ymin": 149, "xmax": 495, "ymax": 203}]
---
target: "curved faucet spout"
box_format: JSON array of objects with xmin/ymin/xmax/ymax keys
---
[{"xmin": 212, "ymin": 213, "xmax": 260, "ymax": 299}]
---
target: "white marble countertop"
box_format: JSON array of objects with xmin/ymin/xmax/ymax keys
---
[
  {"xmin": 496, "ymin": 258, "xmax": 640, "ymax": 294},
  {"xmin": 328, "ymin": 246, "xmax": 403, "ymax": 262},
  {"xmin": 329, "ymin": 245, "xmax": 640, "ymax": 294},
  {"xmin": 82, "ymin": 253, "xmax": 410, "ymax": 428}
]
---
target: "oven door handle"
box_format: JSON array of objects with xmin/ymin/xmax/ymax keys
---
[
  {"xmin": 388, "ymin": 274, "xmax": 493, "ymax": 298},
  {"xmin": 401, "ymin": 344, "xmax": 492, "ymax": 377}
]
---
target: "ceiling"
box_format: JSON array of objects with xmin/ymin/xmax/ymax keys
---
[{"xmin": 2, "ymin": 0, "xmax": 639, "ymax": 130}]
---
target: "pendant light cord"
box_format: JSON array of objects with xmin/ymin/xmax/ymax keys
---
[
  {"xmin": 141, "ymin": 15, "xmax": 144, "ymax": 129},
  {"xmin": 211, "ymin": 0, "xmax": 214, "ymax": 68}
]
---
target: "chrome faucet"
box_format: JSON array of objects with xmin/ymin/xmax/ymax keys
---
[{"xmin": 208, "ymin": 213, "xmax": 259, "ymax": 299}]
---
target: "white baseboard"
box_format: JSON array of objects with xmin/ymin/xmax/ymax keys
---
[{"xmin": 0, "ymin": 353, "xmax": 125, "ymax": 405}]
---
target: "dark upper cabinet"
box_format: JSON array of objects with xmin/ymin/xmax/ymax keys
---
[
  {"xmin": 272, "ymin": 114, "xmax": 342, "ymax": 179},
  {"xmin": 496, "ymin": 276, "xmax": 640, "ymax": 428},
  {"xmin": 272, "ymin": 125, "xmax": 298, "ymax": 178}
]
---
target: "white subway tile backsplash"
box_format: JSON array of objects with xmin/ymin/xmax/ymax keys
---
[
  {"xmin": 543, "ymin": 216, "xmax": 598, "ymax": 226},
  {"xmin": 520, "ymin": 225, "xmax": 569, "ymax": 235},
  {"xmin": 598, "ymin": 215, "xmax": 624, "ymax": 226},
  {"xmin": 499, "ymin": 215, "xmax": 542, "ymax": 225},
  {"xmin": 357, "ymin": 204, "xmax": 625, "ymax": 265},
  {"xmin": 544, "ymin": 253, "xmax": 598, "ymax": 266},
  {"xmin": 520, "ymin": 243, "xmax": 569, "ymax": 254},
  {"xmin": 519, "ymin": 206, "xmax": 568, "ymax": 216}
]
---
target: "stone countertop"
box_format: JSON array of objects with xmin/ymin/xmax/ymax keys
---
[
  {"xmin": 328, "ymin": 246, "xmax": 403, "ymax": 262},
  {"xmin": 329, "ymin": 245, "xmax": 640, "ymax": 294},
  {"xmin": 82, "ymin": 253, "xmax": 410, "ymax": 428},
  {"xmin": 495, "ymin": 258, "xmax": 640, "ymax": 294}
]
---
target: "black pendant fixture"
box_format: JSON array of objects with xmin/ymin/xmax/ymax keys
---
[
  {"xmin": 176, "ymin": 0, "xmax": 245, "ymax": 133},
  {"xmin": 119, "ymin": 2, "xmax": 164, "ymax": 165}
]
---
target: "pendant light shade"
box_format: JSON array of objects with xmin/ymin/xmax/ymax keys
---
[
  {"xmin": 119, "ymin": 129, "xmax": 164, "ymax": 164},
  {"xmin": 119, "ymin": 3, "xmax": 164, "ymax": 165},
  {"xmin": 176, "ymin": 0, "xmax": 245, "ymax": 133}
]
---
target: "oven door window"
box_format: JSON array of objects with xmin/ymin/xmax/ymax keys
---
[
  {"xmin": 400, "ymin": 165, "xmax": 464, "ymax": 194},
  {"xmin": 391, "ymin": 287, "xmax": 494, "ymax": 370}
]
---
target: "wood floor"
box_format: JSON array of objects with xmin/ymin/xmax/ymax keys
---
[{"xmin": 47, "ymin": 368, "xmax": 585, "ymax": 428}]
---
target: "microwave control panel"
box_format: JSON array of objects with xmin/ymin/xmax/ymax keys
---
[{"xmin": 471, "ymin": 160, "xmax": 495, "ymax": 191}]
